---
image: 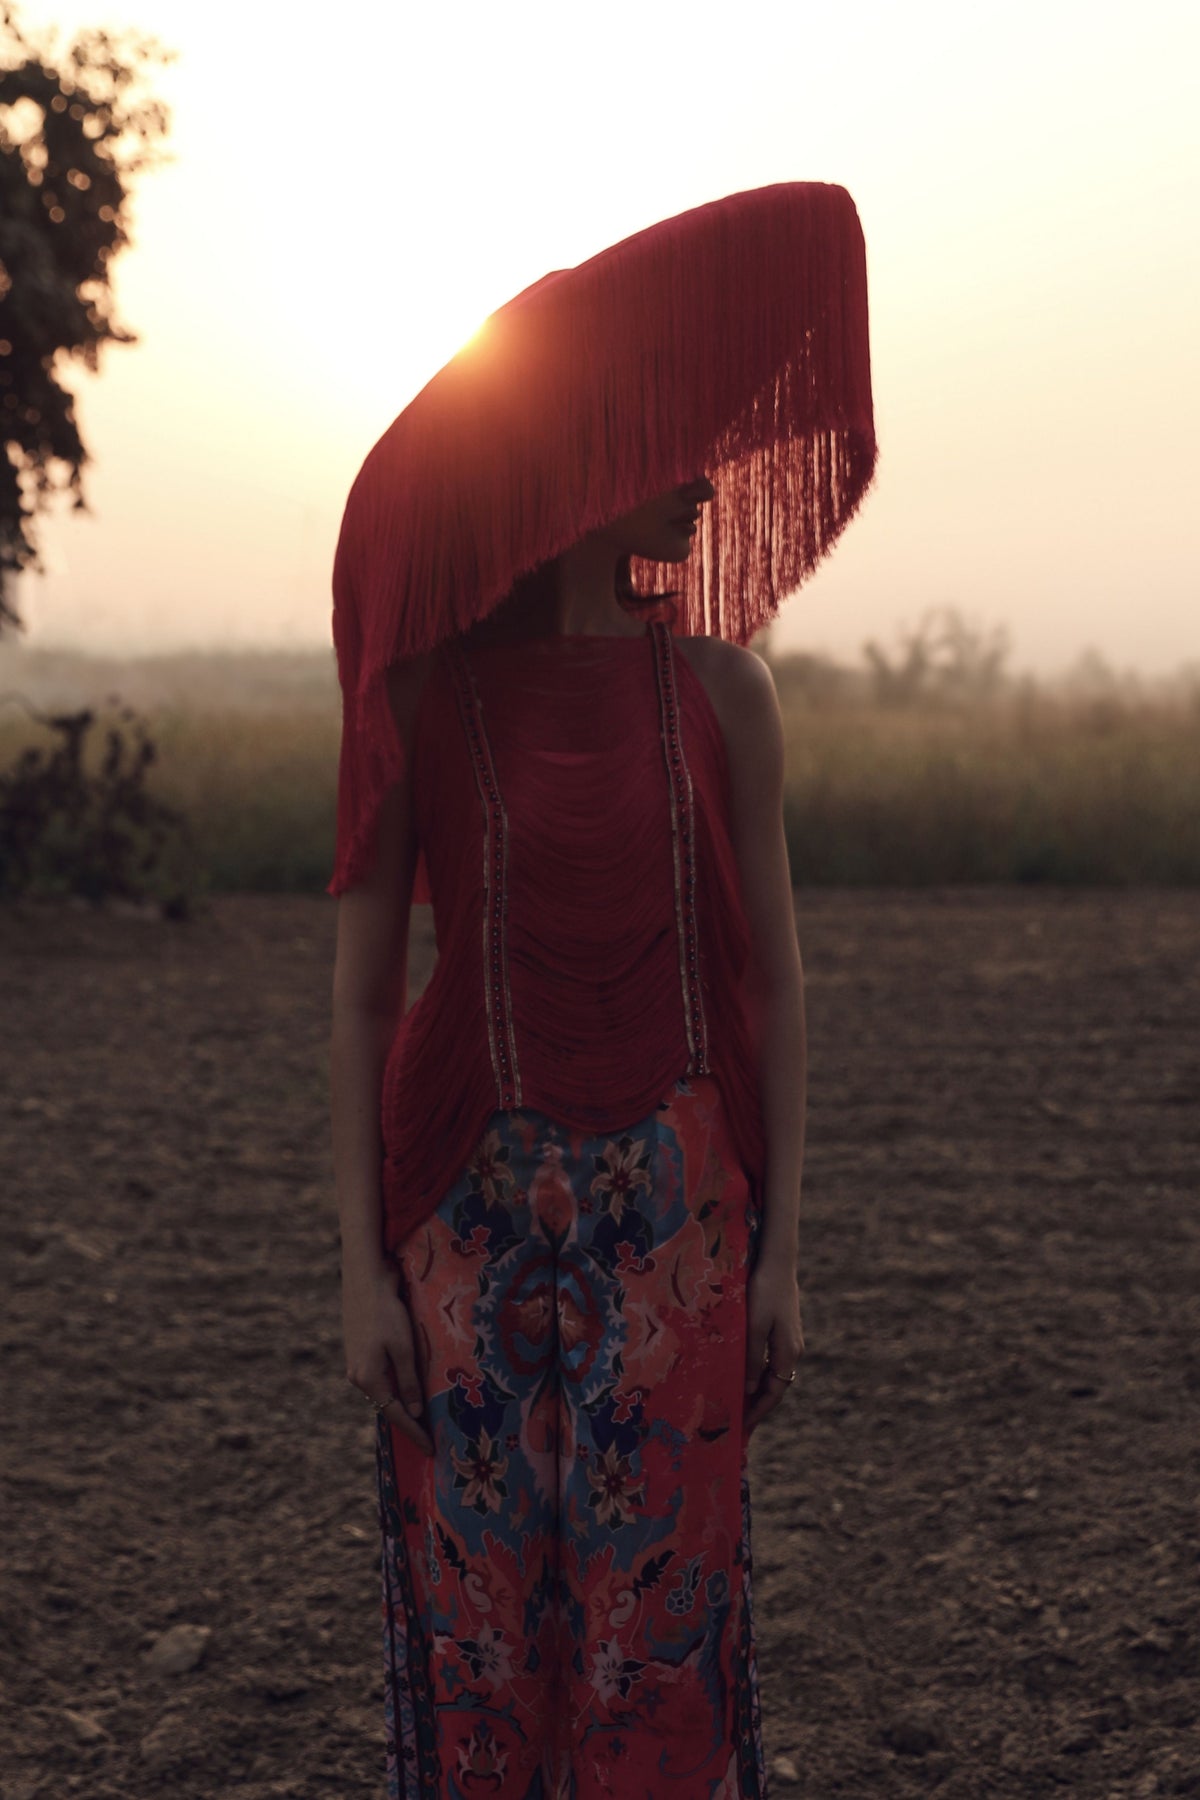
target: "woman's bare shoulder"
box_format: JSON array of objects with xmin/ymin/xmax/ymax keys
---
[{"xmin": 673, "ymin": 634, "xmax": 777, "ymax": 739}]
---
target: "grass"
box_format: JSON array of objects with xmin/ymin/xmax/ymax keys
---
[
  {"xmin": 2, "ymin": 645, "xmax": 1199, "ymax": 891},
  {"xmin": 778, "ymin": 692, "xmax": 1200, "ymax": 885}
]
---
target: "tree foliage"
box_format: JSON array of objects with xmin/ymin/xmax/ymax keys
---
[{"xmin": 0, "ymin": 3, "xmax": 172, "ymax": 633}]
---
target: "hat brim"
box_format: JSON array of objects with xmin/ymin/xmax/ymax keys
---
[{"xmin": 328, "ymin": 180, "xmax": 877, "ymax": 895}]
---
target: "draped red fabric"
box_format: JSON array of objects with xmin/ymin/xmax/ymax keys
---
[
  {"xmin": 376, "ymin": 625, "xmax": 767, "ymax": 1255},
  {"xmin": 327, "ymin": 181, "xmax": 876, "ymax": 901}
]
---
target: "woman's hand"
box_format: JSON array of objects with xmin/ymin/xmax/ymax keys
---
[
  {"xmin": 743, "ymin": 1258, "xmax": 806, "ymax": 1435},
  {"xmin": 342, "ymin": 1258, "xmax": 434, "ymax": 1457}
]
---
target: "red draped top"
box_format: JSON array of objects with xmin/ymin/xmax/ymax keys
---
[{"xmin": 377, "ymin": 616, "xmax": 767, "ymax": 1255}]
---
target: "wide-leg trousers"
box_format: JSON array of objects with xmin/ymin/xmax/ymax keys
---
[{"xmin": 375, "ymin": 1073, "xmax": 769, "ymax": 1799}]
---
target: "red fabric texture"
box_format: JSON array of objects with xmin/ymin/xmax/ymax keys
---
[
  {"xmin": 377, "ymin": 1073, "xmax": 766, "ymax": 1794},
  {"xmin": 377, "ymin": 625, "xmax": 766, "ymax": 1255},
  {"xmin": 327, "ymin": 181, "xmax": 876, "ymax": 900}
]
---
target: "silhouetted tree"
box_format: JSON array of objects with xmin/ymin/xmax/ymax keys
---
[
  {"xmin": 863, "ymin": 605, "xmax": 1012, "ymax": 705},
  {"xmin": 0, "ymin": 3, "xmax": 172, "ymax": 633}
]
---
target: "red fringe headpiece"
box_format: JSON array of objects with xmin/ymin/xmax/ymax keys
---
[{"xmin": 330, "ymin": 180, "xmax": 877, "ymax": 896}]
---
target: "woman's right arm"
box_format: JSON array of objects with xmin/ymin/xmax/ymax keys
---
[{"xmin": 329, "ymin": 656, "xmax": 435, "ymax": 1457}]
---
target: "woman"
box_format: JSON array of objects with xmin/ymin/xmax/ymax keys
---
[
  {"xmin": 331, "ymin": 475, "xmax": 806, "ymax": 1797},
  {"xmin": 326, "ymin": 181, "xmax": 874, "ymax": 1796}
]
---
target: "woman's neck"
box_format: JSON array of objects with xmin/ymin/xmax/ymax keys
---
[
  {"xmin": 547, "ymin": 540, "xmax": 644, "ymax": 636},
  {"xmin": 471, "ymin": 548, "xmax": 649, "ymax": 643}
]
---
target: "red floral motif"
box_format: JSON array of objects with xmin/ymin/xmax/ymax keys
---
[
  {"xmin": 457, "ymin": 1623, "xmax": 517, "ymax": 1688},
  {"xmin": 449, "ymin": 1426, "xmax": 509, "ymax": 1514},
  {"xmin": 452, "ymin": 1223, "xmax": 492, "ymax": 1258},
  {"xmin": 495, "ymin": 1271, "xmax": 555, "ymax": 1381},
  {"xmin": 530, "ymin": 1141, "xmax": 575, "ymax": 1235},
  {"xmin": 589, "ymin": 1133, "xmax": 653, "ymax": 1226},
  {"xmin": 588, "ymin": 1440, "xmax": 646, "ymax": 1529},
  {"xmin": 615, "ymin": 1239, "xmax": 655, "ymax": 1276},
  {"xmin": 455, "ymin": 1720, "xmax": 509, "ymax": 1787},
  {"xmin": 468, "ymin": 1129, "xmax": 518, "ymax": 1210},
  {"xmin": 589, "ymin": 1637, "xmax": 648, "ymax": 1704},
  {"xmin": 557, "ymin": 1283, "xmax": 606, "ymax": 1385},
  {"xmin": 451, "ymin": 1367, "xmax": 485, "ymax": 1407}
]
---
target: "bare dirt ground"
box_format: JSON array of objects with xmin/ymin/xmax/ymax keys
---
[{"xmin": 1, "ymin": 889, "xmax": 1197, "ymax": 1799}]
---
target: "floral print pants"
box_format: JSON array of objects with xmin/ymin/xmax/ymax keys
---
[{"xmin": 375, "ymin": 1074, "xmax": 769, "ymax": 1799}]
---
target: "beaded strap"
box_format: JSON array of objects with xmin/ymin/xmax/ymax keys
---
[
  {"xmin": 649, "ymin": 620, "xmax": 710, "ymax": 1075},
  {"xmin": 443, "ymin": 641, "xmax": 522, "ymax": 1109}
]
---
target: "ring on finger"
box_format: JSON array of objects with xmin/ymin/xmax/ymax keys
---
[{"xmin": 351, "ymin": 1383, "xmax": 395, "ymax": 1413}]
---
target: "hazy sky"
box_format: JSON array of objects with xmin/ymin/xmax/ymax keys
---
[{"xmin": 10, "ymin": 0, "xmax": 1199, "ymax": 678}]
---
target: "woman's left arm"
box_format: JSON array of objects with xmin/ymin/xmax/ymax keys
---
[{"xmin": 706, "ymin": 639, "xmax": 808, "ymax": 1434}]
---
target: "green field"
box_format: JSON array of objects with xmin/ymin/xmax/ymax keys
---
[{"xmin": 2, "ymin": 640, "xmax": 1199, "ymax": 892}]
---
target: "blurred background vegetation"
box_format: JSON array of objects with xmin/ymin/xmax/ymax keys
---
[{"xmin": 2, "ymin": 603, "xmax": 1198, "ymax": 901}]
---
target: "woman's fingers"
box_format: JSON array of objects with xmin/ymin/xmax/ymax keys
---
[
  {"xmin": 376, "ymin": 1386, "xmax": 434, "ymax": 1457},
  {"xmin": 744, "ymin": 1366, "xmax": 791, "ymax": 1435},
  {"xmin": 381, "ymin": 1330, "xmax": 433, "ymax": 1454},
  {"xmin": 744, "ymin": 1380, "xmax": 788, "ymax": 1435},
  {"xmin": 743, "ymin": 1316, "xmax": 805, "ymax": 1437},
  {"xmin": 344, "ymin": 1288, "xmax": 435, "ymax": 1456}
]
